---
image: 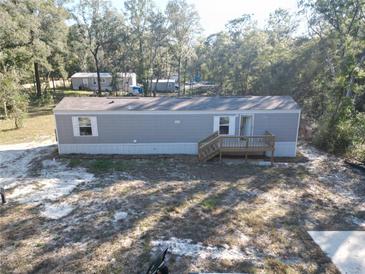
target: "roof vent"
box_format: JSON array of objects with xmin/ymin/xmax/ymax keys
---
[{"xmin": 109, "ymin": 100, "xmax": 114, "ymax": 104}]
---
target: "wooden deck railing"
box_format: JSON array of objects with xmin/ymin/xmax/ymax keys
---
[{"xmin": 198, "ymin": 131, "xmax": 275, "ymax": 163}]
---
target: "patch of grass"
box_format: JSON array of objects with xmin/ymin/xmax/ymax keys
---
[
  {"xmin": 69, "ymin": 159, "xmax": 137, "ymax": 174},
  {"xmin": 0, "ymin": 111, "xmax": 55, "ymax": 144},
  {"xmin": 201, "ymin": 197, "xmax": 220, "ymax": 209},
  {"xmin": 35, "ymin": 242, "xmax": 45, "ymax": 248},
  {"xmin": 0, "ymin": 89, "xmax": 94, "ymax": 145},
  {"xmin": 296, "ymin": 168, "xmax": 310, "ymax": 180},
  {"xmin": 61, "ymin": 89, "xmax": 94, "ymax": 97},
  {"xmin": 240, "ymin": 210, "xmax": 266, "ymax": 229},
  {"xmin": 264, "ymin": 258, "xmax": 295, "ymax": 274},
  {"xmin": 68, "ymin": 158, "xmax": 82, "ymax": 168}
]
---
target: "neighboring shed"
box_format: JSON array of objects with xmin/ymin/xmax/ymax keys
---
[
  {"xmin": 70, "ymin": 72, "xmax": 137, "ymax": 91},
  {"xmin": 150, "ymin": 79, "xmax": 176, "ymax": 92},
  {"xmin": 53, "ymin": 96, "xmax": 301, "ymax": 159}
]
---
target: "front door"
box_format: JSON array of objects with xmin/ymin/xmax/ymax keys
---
[{"xmin": 240, "ymin": 116, "xmax": 252, "ymax": 136}]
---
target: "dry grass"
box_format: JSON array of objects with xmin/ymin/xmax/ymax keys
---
[
  {"xmin": 0, "ymin": 89, "xmax": 93, "ymax": 144},
  {"xmin": 0, "ymin": 107, "xmax": 55, "ymax": 144},
  {"xmin": 2, "ymin": 144, "xmax": 364, "ymax": 273}
]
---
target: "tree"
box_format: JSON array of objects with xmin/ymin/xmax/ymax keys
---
[
  {"xmin": 1, "ymin": 0, "xmax": 69, "ymax": 97},
  {"xmin": 166, "ymin": 0, "xmax": 200, "ymax": 95},
  {"xmin": 266, "ymin": 8, "xmax": 298, "ymax": 44},
  {"xmin": 299, "ymin": 0, "xmax": 365, "ymax": 154},
  {"xmin": 73, "ymin": 0, "xmax": 123, "ymax": 95},
  {"xmin": 124, "ymin": 0, "xmax": 154, "ymax": 96},
  {"xmin": 146, "ymin": 10, "xmax": 170, "ymax": 96},
  {"xmin": 65, "ymin": 24, "xmax": 95, "ymax": 76},
  {"xmin": 0, "ymin": 71, "xmax": 28, "ymax": 128}
]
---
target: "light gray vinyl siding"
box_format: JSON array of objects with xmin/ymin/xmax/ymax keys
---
[
  {"xmin": 56, "ymin": 114, "xmax": 218, "ymax": 144},
  {"xmin": 55, "ymin": 112, "xmax": 299, "ymax": 145},
  {"xmin": 253, "ymin": 113, "xmax": 299, "ymax": 142}
]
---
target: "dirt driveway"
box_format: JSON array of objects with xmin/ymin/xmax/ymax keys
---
[{"xmin": 0, "ymin": 139, "xmax": 364, "ymax": 273}]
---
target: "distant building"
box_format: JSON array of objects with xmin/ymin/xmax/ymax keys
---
[
  {"xmin": 71, "ymin": 72, "xmax": 137, "ymax": 91},
  {"xmin": 150, "ymin": 79, "xmax": 177, "ymax": 92},
  {"xmin": 116, "ymin": 73, "xmax": 137, "ymax": 91}
]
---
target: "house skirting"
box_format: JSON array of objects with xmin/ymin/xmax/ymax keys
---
[
  {"xmin": 266, "ymin": 142, "xmax": 297, "ymax": 157},
  {"xmin": 58, "ymin": 141, "xmax": 297, "ymax": 157},
  {"xmin": 58, "ymin": 143, "xmax": 198, "ymax": 155}
]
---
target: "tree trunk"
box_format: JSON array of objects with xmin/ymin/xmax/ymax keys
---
[
  {"xmin": 138, "ymin": 36, "xmax": 147, "ymax": 97},
  {"xmin": 183, "ymin": 58, "xmax": 188, "ymax": 96},
  {"xmin": 177, "ymin": 56, "xmax": 181, "ymax": 96},
  {"xmin": 51, "ymin": 76, "xmax": 56, "ymax": 93},
  {"xmin": 153, "ymin": 78, "xmax": 160, "ymax": 97},
  {"xmin": 149, "ymin": 77, "xmax": 154, "ymax": 97},
  {"xmin": 62, "ymin": 78, "xmax": 66, "ymax": 88},
  {"xmin": 95, "ymin": 59, "xmax": 102, "ymax": 96},
  {"xmin": 34, "ymin": 62, "xmax": 41, "ymax": 97},
  {"xmin": 3, "ymin": 101, "xmax": 8, "ymax": 119}
]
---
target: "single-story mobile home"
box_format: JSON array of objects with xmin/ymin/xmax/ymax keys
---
[
  {"xmin": 71, "ymin": 72, "xmax": 137, "ymax": 91},
  {"xmin": 150, "ymin": 79, "xmax": 177, "ymax": 92},
  {"xmin": 54, "ymin": 96, "xmax": 300, "ymax": 158}
]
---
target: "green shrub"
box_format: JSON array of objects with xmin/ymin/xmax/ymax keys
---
[
  {"xmin": 36, "ymin": 91, "xmax": 54, "ymax": 106},
  {"xmin": 314, "ymin": 111, "xmax": 365, "ymax": 160}
]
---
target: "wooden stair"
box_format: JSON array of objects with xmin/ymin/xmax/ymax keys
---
[
  {"xmin": 198, "ymin": 132, "xmax": 220, "ymax": 161},
  {"xmin": 198, "ymin": 131, "xmax": 276, "ymax": 163}
]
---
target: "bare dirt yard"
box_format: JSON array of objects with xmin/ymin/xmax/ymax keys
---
[{"xmin": 1, "ymin": 139, "xmax": 364, "ymax": 274}]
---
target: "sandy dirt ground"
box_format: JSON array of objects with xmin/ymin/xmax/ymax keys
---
[{"xmin": 0, "ymin": 139, "xmax": 364, "ymax": 274}]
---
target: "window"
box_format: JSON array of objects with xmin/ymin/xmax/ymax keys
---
[
  {"xmin": 214, "ymin": 115, "xmax": 235, "ymax": 135},
  {"xmin": 219, "ymin": 116, "xmax": 230, "ymax": 135},
  {"xmin": 79, "ymin": 117, "xmax": 92, "ymax": 136},
  {"xmin": 72, "ymin": 116, "xmax": 98, "ymax": 137}
]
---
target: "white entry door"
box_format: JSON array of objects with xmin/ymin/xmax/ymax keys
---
[{"xmin": 240, "ymin": 115, "xmax": 253, "ymax": 136}]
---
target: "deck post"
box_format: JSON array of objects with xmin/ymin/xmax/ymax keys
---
[
  {"xmin": 245, "ymin": 153, "xmax": 248, "ymax": 162},
  {"xmin": 271, "ymin": 150, "xmax": 274, "ymax": 166}
]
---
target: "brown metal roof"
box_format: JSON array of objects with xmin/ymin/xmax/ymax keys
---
[{"xmin": 54, "ymin": 96, "xmax": 300, "ymax": 112}]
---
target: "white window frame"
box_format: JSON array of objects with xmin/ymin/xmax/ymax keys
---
[
  {"xmin": 213, "ymin": 115, "xmax": 236, "ymax": 135},
  {"xmin": 72, "ymin": 116, "xmax": 98, "ymax": 137},
  {"xmin": 82, "ymin": 78, "xmax": 88, "ymax": 87}
]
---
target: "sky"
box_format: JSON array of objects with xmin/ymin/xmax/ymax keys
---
[{"xmin": 111, "ymin": 0, "xmax": 307, "ymax": 35}]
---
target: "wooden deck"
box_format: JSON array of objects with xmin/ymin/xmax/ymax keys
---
[{"xmin": 198, "ymin": 131, "xmax": 275, "ymax": 163}]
